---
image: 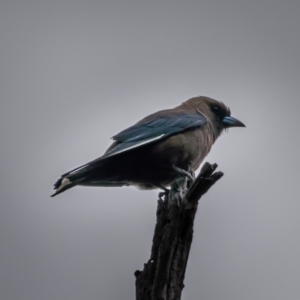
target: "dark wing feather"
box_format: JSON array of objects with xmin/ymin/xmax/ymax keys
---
[
  {"xmin": 52, "ymin": 111, "xmax": 207, "ymax": 194},
  {"xmin": 103, "ymin": 112, "xmax": 207, "ymax": 158}
]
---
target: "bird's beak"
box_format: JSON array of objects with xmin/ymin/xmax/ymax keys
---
[{"xmin": 222, "ymin": 116, "xmax": 246, "ymax": 128}]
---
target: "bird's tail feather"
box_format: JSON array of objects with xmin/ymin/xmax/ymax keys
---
[
  {"xmin": 51, "ymin": 176, "xmax": 86, "ymax": 197},
  {"xmin": 51, "ymin": 159, "xmax": 106, "ymax": 197}
]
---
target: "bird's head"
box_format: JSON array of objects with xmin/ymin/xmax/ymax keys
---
[{"xmin": 181, "ymin": 96, "xmax": 245, "ymax": 137}]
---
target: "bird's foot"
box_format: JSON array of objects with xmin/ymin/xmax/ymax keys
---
[
  {"xmin": 158, "ymin": 191, "xmax": 166, "ymax": 201},
  {"xmin": 172, "ymin": 165, "xmax": 195, "ymax": 182},
  {"xmin": 157, "ymin": 185, "xmax": 169, "ymax": 201}
]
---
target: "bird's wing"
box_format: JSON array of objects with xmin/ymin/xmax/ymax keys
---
[
  {"xmin": 103, "ymin": 112, "xmax": 207, "ymax": 158},
  {"xmin": 59, "ymin": 112, "xmax": 206, "ymax": 178},
  {"xmin": 52, "ymin": 111, "xmax": 207, "ymax": 195}
]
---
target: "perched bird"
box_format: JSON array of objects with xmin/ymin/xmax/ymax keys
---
[{"xmin": 52, "ymin": 96, "xmax": 245, "ymax": 197}]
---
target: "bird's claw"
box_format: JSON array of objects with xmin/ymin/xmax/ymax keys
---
[
  {"xmin": 157, "ymin": 185, "xmax": 169, "ymax": 201},
  {"xmin": 158, "ymin": 191, "xmax": 166, "ymax": 201},
  {"xmin": 172, "ymin": 165, "xmax": 195, "ymax": 182}
]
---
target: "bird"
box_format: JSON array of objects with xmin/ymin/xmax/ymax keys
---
[{"xmin": 51, "ymin": 96, "xmax": 245, "ymax": 197}]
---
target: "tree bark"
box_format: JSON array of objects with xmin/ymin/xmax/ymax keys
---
[{"xmin": 134, "ymin": 162, "xmax": 223, "ymax": 300}]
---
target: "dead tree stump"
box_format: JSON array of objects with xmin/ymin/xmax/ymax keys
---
[{"xmin": 135, "ymin": 162, "xmax": 223, "ymax": 300}]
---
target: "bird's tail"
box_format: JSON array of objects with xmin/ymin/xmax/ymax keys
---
[
  {"xmin": 51, "ymin": 157, "xmax": 128, "ymax": 197},
  {"xmin": 51, "ymin": 158, "xmax": 104, "ymax": 197},
  {"xmin": 51, "ymin": 177, "xmax": 83, "ymax": 197}
]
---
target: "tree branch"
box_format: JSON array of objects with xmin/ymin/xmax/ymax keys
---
[{"xmin": 135, "ymin": 162, "xmax": 223, "ymax": 300}]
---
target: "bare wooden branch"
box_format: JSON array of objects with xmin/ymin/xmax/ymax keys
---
[{"xmin": 135, "ymin": 162, "xmax": 223, "ymax": 300}]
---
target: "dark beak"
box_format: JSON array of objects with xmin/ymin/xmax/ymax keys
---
[{"xmin": 222, "ymin": 116, "xmax": 246, "ymax": 128}]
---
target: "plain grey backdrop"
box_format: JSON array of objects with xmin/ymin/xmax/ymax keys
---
[{"xmin": 1, "ymin": 1, "xmax": 300, "ymax": 299}]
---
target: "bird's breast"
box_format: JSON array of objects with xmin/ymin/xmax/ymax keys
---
[{"xmin": 150, "ymin": 128, "xmax": 214, "ymax": 170}]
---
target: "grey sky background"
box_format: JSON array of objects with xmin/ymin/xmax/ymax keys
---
[{"xmin": 1, "ymin": 1, "xmax": 300, "ymax": 299}]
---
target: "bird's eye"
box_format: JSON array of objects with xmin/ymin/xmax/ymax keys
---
[{"xmin": 211, "ymin": 106, "xmax": 225, "ymax": 117}]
